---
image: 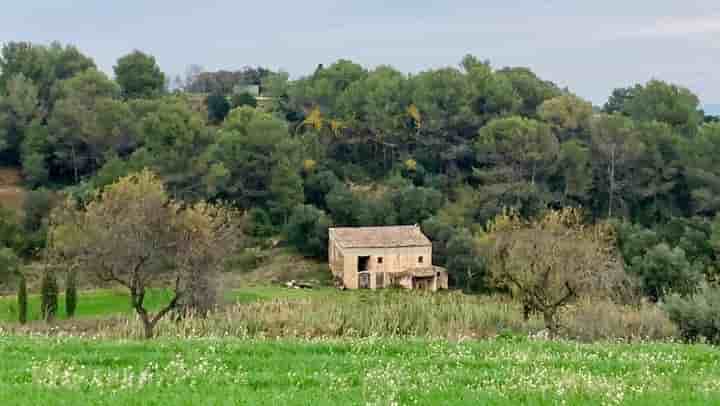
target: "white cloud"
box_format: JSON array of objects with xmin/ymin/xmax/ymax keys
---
[{"xmin": 611, "ymin": 16, "xmax": 720, "ymax": 39}]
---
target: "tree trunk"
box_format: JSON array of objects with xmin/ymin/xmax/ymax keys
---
[
  {"xmin": 531, "ymin": 161, "xmax": 537, "ymax": 185},
  {"xmin": 132, "ymin": 300, "xmax": 155, "ymax": 339},
  {"xmin": 71, "ymin": 144, "xmax": 79, "ymax": 184},
  {"xmin": 140, "ymin": 313, "xmax": 155, "ymax": 339},
  {"xmin": 522, "ymin": 302, "xmax": 532, "ymax": 321},
  {"xmin": 132, "ymin": 287, "xmax": 180, "ymax": 339},
  {"xmin": 608, "ymin": 145, "xmax": 615, "ymax": 218},
  {"xmin": 543, "ymin": 309, "xmax": 558, "ymax": 337}
]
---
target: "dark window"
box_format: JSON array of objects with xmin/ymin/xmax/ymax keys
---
[
  {"xmin": 418, "ymin": 256, "xmax": 424, "ymax": 263},
  {"xmin": 358, "ymin": 256, "xmax": 370, "ymax": 272},
  {"xmin": 377, "ymin": 257, "xmax": 383, "ymax": 264}
]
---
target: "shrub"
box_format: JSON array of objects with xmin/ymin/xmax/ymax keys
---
[
  {"xmin": 244, "ymin": 208, "xmax": 275, "ymax": 238},
  {"xmin": 304, "ymin": 170, "xmax": 340, "ymax": 210},
  {"xmin": 564, "ymin": 298, "xmax": 676, "ymax": 342},
  {"xmin": 0, "ymin": 246, "xmax": 19, "ymax": 287},
  {"xmin": 629, "ymin": 243, "xmax": 702, "ymax": 301},
  {"xmin": 445, "ymin": 230, "xmax": 486, "ymax": 292},
  {"xmin": 390, "ymin": 185, "xmax": 444, "ymax": 225},
  {"xmin": 65, "ymin": 269, "xmax": 77, "ymax": 318},
  {"xmin": 664, "ymin": 285, "xmax": 720, "ymax": 343},
  {"xmin": 206, "ymin": 93, "xmax": 230, "ymax": 123},
  {"xmin": 40, "ymin": 271, "xmax": 59, "ymax": 322},
  {"xmin": 22, "ymin": 188, "xmax": 54, "ymax": 233},
  {"xmin": 17, "ymin": 274, "xmax": 27, "ymax": 324},
  {"xmin": 231, "ymin": 92, "xmax": 257, "ymax": 109},
  {"xmin": 285, "ymin": 204, "xmax": 331, "ymax": 258}
]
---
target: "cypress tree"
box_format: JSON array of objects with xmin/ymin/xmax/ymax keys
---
[
  {"xmin": 65, "ymin": 269, "xmax": 77, "ymax": 318},
  {"xmin": 40, "ymin": 271, "xmax": 58, "ymax": 322},
  {"xmin": 17, "ymin": 274, "xmax": 27, "ymax": 324}
]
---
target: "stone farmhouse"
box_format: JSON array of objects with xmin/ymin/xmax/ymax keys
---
[{"xmin": 328, "ymin": 225, "xmax": 448, "ymax": 291}]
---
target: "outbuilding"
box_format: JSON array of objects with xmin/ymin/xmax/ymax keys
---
[{"xmin": 328, "ymin": 225, "xmax": 448, "ymax": 291}]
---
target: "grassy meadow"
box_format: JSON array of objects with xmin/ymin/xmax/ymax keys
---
[
  {"xmin": 1, "ymin": 334, "xmax": 719, "ymax": 405},
  {"xmin": 0, "ymin": 286, "xmax": 333, "ymax": 323},
  {"xmin": 0, "ymin": 279, "xmax": 705, "ymax": 404}
]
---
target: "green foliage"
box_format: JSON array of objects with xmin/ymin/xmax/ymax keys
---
[
  {"xmin": 40, "ymin": 270, "xmax": 59, "ymax": 322},
  {"xmin": 17, "ymin": 273, "xmax": 27, "ymax": 324},
  {"xmin": 0, "ymin": 41, "xmax": 95, "ymax": 105},
  {"xmin": 231, "ymin": 92, "xmax": 257, "ymax": 109},
  {"xmin": 304, "ymin": 170, "xmax": 340, "ymax": 210},
  {"xmin": 557, "ymin": 139, "xmax": 591, "ymax": 203},
  {"xmin": 0, "ymin": 246, "xmax": 19, "ymax": 288},
  {"xmin": 244, "ymin": 208, "xmax": 275, "ymax": 238},
  {"xmin": 206, "ymin": 93, "xmax": 230, "ymax": 123},
  {"xmin": 622, "ymin": 80, "xmax": 702, "ymax": 134},
  {"xmin": 46, "ymin": 69, "xmax": 130, "ymax": 182},
  {"xmin": 20, "ymin": 121, "xmax": 51, "ymax": 186},
  {"xmin": 6, "ymin": 44, "xmax": 720, "ymax": 309},
  {"xmin": 603, "ymin": 85, "xmax": 639, "ymax": 114},
  {"xmin": 203, "ymin": 108, "xmax": 297, "ymax": 208},
  {"xmin": 664, "ymin": 285, "xmax": 720, "ymax": 343},
  {"xmin": 23, "ymin": 188, "xmax": 54, "ymax": 233},
  {"xmin": 445, "ymin": 230, "xmax": 486, "ymax": 292},
  {"xmin": 538, "ymin": 94, "xmax": 593, "ymax": 138},
  {"xmin": 495, "ymin": 67, "xmax": 561, "ymax": 117},
  {"xmin": 0, "ymin": 73, "xmax": 39, "ymax": 163},
  {"xmin": 113, "ymin": 50, "xmax": 165, "ymax": 99},
  {"xmin": 629, "ymin": 243, "xmax": 702, "ymax": 301},
  {"xmin": 326, "ymin": 184, "xmax": 361, "ymax": 226},
  {"xmin": 285, "ymin": 204, "xmax": 331, "ymax": 258},
  {"xmin": 269, "ymin": 158, "xmax": 304, "ymax": 224},
  {"xmin": 477, "ymin": 116, "xmax": 559, "ymax": 184},
  {"xmin": 135, "ymin": 98, "xmax": 212, "ymax": 198},
  {"xmin": 390, "ymin": 185, "xmax": 443, "ymax": 225},
  {"xmin": 65, "ymin": 269, "xmax": 77, "ymax": 318},
  {"xmin": 0, "ymin": 207, "xmax": 25, "ymax": 253}
]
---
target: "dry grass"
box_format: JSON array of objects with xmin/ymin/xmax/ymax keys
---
[
  {"xmin": 226, "ymin": 248, "xmax": 332, "ymax": 287},
  {"xmin": 2, "ymin": 289, "xmax": 678, "ymax": 342},
  {"xmin": 0, "ymin": 167, "xmax": 26, "ymax": 212},
  {"xmin": 563, "ymin": 298, "xmax": 677, "ymax": 341}
]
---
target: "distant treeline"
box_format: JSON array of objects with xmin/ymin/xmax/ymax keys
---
[{"xmin": 1, "ymin": 41, "xmax": 720, "ymax": 303}]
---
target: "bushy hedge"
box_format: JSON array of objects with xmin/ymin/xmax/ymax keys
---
[{"xmin": 664, "ymin": 285, "xmax": 720, "ymax": 343}]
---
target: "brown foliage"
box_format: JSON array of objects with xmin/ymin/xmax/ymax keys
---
[
  {"xmin": 486, "ymin": 208, "xmax": 631, "ymax": 335},
  {"xmin": 49, "ymin": 169, "xmax": 241, "ymax": 338}
]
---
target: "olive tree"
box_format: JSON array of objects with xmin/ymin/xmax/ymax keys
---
[{"xmin": 50, "ymin": 169, "xmax": 240, "ymax": 338}]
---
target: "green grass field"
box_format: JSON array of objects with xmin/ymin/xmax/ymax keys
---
[
  {"xmin": 0, "ymin": 286, "xmax": 340, "ymax": 323},
  {"xmin": 1, "ymin": 335, "xmax": 718, "ymax": 405}
]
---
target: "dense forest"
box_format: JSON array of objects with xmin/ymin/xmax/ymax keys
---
[{"xmin": 1, "ymin": 40, "xmax": 720, "ymax": 311}]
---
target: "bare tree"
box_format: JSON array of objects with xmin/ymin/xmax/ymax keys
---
[
  {"xmin": 51, "ymin": 169, "xmax": 240, "ymax": 338},
  {"xmin": 487, "ymin": 208, "xmax": 626, "ymax": 335},
  {"xmin": 174, "ymin": 202, "xmax": 241, "ymax": 316},
  {"xmin": 183, "ymin": 64, "xmax": 204, "ymax": 92}
]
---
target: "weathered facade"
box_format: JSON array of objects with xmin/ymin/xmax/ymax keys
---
[{"xmin": 328, "ymin": 225, "xmax": 449, "ymax": 291}]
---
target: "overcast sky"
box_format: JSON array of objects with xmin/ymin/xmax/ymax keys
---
[{"xmin": 3, "ymin": 1, "xmax": 719, "ymax": 106}]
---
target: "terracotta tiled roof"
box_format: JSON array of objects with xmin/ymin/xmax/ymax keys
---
[
  {"xmin": 330, "ymin": 225, "xmax": 431, "ymax": 248},
  {"xmin": 395, "ymin": 266, "xmax": 447, "ymax": 278}
]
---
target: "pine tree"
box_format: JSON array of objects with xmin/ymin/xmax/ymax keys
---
[
  {"xmin": 65, "ymin": 268, "xmax": 77, "ymax": 318},
  {"xmin": 269, "ymin": 158, "xmax": 304, "ymax": 224},
  {"xmin": 17, "ymin": 274, "xmax": 27, "ymax": 324},
  {"xmin": 40, "ymin": 270, "xmax": 58, "ymax": 322}
]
